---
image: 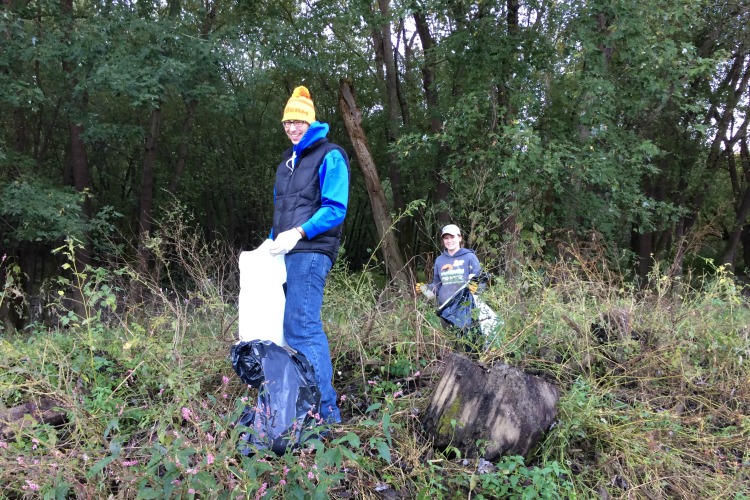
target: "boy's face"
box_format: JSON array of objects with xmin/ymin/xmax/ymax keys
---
[
  {"xmin": 284, "ymin": 120, "xmax": 310, "ymax": 144},
  {"xmin": 442, "ymin": 233, "xmax": 461, "ymax": 253}
]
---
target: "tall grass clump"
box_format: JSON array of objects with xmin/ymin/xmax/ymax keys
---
[
  {"xmin": 475, "ymin": 239, "xmax": 750, "ymax": 498},
  {"xmin": 1, "ymin": 216, "xmax": 748, "ymax": 498}
]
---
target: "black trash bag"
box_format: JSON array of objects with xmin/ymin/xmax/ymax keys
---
[
  {"xmin": 436, "ymin": 273, "xmax": 494, "ymax": 354},
  {"xmin": 230, "ymin": 340, "xmax": 321, "ymax": 456},
  {"xmin": 436, "ymin": 272, "xmax": 492, "ymax": 330},
  {"xmin": 437, "ymin": 286, "xmax": 476, "ymax": 331}
]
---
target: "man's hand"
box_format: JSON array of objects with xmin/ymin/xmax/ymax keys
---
[
  {"xmin": 269, "ymin": 229, "xmax": 302, "ymax": 256},
  {"xmin": 467, "ymin": 281, "xmax": 478, "ymax": 294}
]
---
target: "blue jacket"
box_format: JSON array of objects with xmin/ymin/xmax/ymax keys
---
[
  {"xmin": 271, "ymin": 121, "xmax": 350, "ymax": 262},
  {"xmin": 429, "ymin": 247, "xmax": 481, "ymax": 305}
]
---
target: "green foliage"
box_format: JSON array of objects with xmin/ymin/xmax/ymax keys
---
[
  {"xmin": 0, "ymin": 255, "xmax": 24, "ymax": 333},
  {"xmin": 0, "ymin": 180, "xmax": 111, "ymax": 246},
  {"xmin": 473, "ymin": 456, "xmax": 575, "ymax": 499},
  {"xmin": 2, "ymin": 0, "xmax": 747, "ymax": 273}
]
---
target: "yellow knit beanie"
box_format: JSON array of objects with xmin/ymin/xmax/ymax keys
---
[{"xmin": 282, "ymin": 86, "xmax": 316, "ymax": 124}]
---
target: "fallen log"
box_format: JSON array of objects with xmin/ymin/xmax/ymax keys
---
[
  {"xmin": 422, "ymin": 353, "xmax": 560, "ymax": 460},
  {"xmin": 0, "ymin": 397, "xmax": 67, "ymax": 438}
]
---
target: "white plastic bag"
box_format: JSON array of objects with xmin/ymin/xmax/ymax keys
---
[
  {"xmin": 238, "ymin": 241, "xmax": 286, "ymax": 345},
  {"xmin": 474, "ymin": 296, "xmax": 502, "ymax": 340}
]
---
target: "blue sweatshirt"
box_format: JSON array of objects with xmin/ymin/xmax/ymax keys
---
[{"xmin": 429, "ymin": 247, "xmax": 481, "ymax": 305}]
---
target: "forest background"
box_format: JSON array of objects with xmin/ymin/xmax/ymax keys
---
[
  {"xmin": 2, "ymin": 0, "xmax": 750, "ymax": 291},
  {"xmin": 1, "ymin": 0, "xmax": 749, "ymax": 498}
]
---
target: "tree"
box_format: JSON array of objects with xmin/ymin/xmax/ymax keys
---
[{"xmin": 339, "ymin": 79, "xmax": 409, "ymax": 287}]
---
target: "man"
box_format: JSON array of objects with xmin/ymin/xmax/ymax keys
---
[{"xmin": 268, "ymin": 86, "xmax": 349, "ymax": 424}]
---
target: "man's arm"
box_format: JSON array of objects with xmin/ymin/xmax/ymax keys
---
[{"xmin": 299, "ymin": 149, "xmax": 349, "ymax": 239}]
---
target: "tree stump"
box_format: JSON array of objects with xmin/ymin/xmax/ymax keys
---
[
  {"xmin": 422, "ymin": 353, "xmax": 560, "ymax": 460},
  {"xmin": 0, "ymin": 397, "xmax": 67, "ymax": 439}
]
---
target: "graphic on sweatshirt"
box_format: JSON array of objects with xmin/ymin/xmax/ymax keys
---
[{"xmin": 440, "ymin": 259, "xmax": 468, "ymax": 285}]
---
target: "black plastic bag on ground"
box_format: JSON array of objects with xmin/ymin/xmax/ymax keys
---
[{"xmin": 230, "ymin": 340, "xmax": 321, "ymax": 455}]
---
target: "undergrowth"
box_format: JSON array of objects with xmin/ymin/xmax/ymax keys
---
[{"xmin": 1, "ymin": 221, "xmax": 748, "ymax": 499}]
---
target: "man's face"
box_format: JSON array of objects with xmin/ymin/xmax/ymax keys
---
[
  {"xmin": 283, "ymin": 120, "xmax": 310, "ymax": 145},
  {"xmin": 442, "ymin": 233, "xmax": 461, "ymax": 253}
]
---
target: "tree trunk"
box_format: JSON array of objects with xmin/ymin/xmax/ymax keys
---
[
  {"xmin": 721, "ymin": 138, "xmax": 750, "ymax": 269},
  {"xmin": 338, "ymin": 79, "xmax": 409, "ymax": 288},
  {"xmin": 498, "ymin": 1, "xmax": 522, "ymax": 277},
  {"xmin": 14, "ymin": 108, "xmax": 27, "ymax": 154},
  {"xmin": 69, "ymin": 118, "xmax": 93, "ymax": 287},
  {"xmin": 136, "ymin": 106, "xmax": 162, "ymax": 290},
  {"xmin": 686, "ymin": 54, "xmax": 750, "ymax": 232},
  {"xmin": 36, "ymin": 97, "xmax": 62, "ymax": 170},
  {"xmin": 373, "ymin": 0, "xmax": 405, "ymax": 217},
  {"xmin": 69, "ymin": 118, "xmax": 92, "ymax": 221},
  {"xmin": 168, "ymin": 98, "xmax": 198, "ymax": 194},
  {"xmin": 62, "ymin": 0, "xmax": 92, "ymax": 316},
  {"xmin": 632, "ymin": 229, "xmax": 653, "ymax": 283},
  {"xmin": 166, "ymin": 0, "xmax": 214, "ymax": 194},
  {"xmin": 742, "ymin": 225, "xmax": 750, "ymax": 270},
  {"xmin": 0, "ymin": 397, "xmax": 67, "ymax": 439},
  {"xmin": 721, "ymin": 187, "xmax": 750, "ymax": 270},
  {"xmin": 499, "ymin": 0, "xmax": 519, "ymax": 121},
  {"xmin": 413, "ymin": 11, "xmax": 451, "ymax": 228}
]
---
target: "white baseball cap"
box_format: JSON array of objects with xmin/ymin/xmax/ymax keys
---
[{"xmin": 441, "ymin": 224, "xmax": 461, "ymax": 236}]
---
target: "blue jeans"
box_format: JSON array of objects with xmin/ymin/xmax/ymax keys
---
[{"xmin": 283, "ymin": 252, "xmax": 341, "ymax": 423}]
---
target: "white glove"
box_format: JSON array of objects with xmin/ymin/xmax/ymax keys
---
[
  {"xmin": 418, "ymin": 283, "xmax": 435, "ymax": 300},
  {"xmin": 269, "ymin": 228, "xmax": 302, "ymax": 256}
]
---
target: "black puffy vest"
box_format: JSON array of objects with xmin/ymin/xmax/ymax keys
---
[{"xmin": 272, "ymin": 138, "xmax": 349, "ymax": 263}]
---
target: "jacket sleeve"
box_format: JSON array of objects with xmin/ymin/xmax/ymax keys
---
[
  {"xmin": 429, "ymin": 261, "xmax": 442, "ymax": 297},
  {"xmin": 468, "ymin": 253, "xmax": 481, "ymax": 278},
  {"xmin": 300, "ymin": 149, "xmax": 349, "ymax": 239}
]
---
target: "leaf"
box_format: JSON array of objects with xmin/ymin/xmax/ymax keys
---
[
  {"xmin": 339, "ymin": 446, "xmax": 362, "ymax": 463},
  {"xmin": 375, "ymin": 440, "xmax": 391, "ymax": 463},
  {"xmin": 321, "ymin": 447, "xmax": 344, "ymax": 469},
  {"xmin": 194, "ymin": 471, "xmax": 216, "ymax": 489},
  {"xmin": 108, "ymin": 436, "xmax": 124, "ymax": 457},
  {"xmin": 382, "ymin": 411, "xmax": 392, "ymax": 446},
  {"xmin": 365, "ymin": 402, "xmax": 382, "ymax": 413},
  {"xmin": 43, "ymin": 482, "xmax": 71, "ymax": 500},
  {"xmin": 136, "ymin": 487, "xmax": 164, "ymax": 499},
  {"xmin": 331, "ymin": 432, "xmax": 360, "ymax": 448},
  {"xmin": 104, "ymin": 418, "xmax": 119, "ymax": 439},
  {"xmin": 469, "ymin": 473, "xmax": 478, "ymax": 491},
  {"xmin": 86, "ymin": 455, "xmax": 116, "ymax": 478}
]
